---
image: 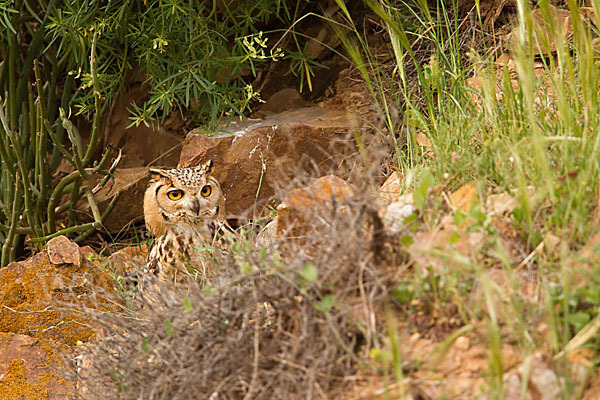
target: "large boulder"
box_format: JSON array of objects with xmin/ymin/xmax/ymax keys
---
[
  {"xmin": 178, "ymin": 107, "xmax": 355, "ymax": 217},
  {"xmin": 0, "ymin": 236, "xmax": 115, "ymax": 398},
  {"xmin": 276, "ymin": 175, "xmax": 354, "ymax": 243},
  {"xmin": 0, "ymin": 236, "xmax": 113, "ymax": 344},
  {"xmin": 0, "ymin": 333, "xmax": 70, "ymax": 399}
]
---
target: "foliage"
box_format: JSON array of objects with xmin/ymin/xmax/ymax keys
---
[
  {"xmin": 67, "ymin": 178, "xmax": 392, "ymax": 399},
  {"xmin": 0, "ymin": 7, "xmax": 119, "ymax": 266},
  {"xmin": 0, "ymin": 0, "xmax": 306, "ymax": 266},
  {"xmin": 333, "ymin": 0, "xmax": 600, "ymax": 396},
  {"xmin": 45, "ymin": 0, "xmax": 293, "ymax": 128}
]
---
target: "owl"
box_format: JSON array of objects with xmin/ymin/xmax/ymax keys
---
[{"xmin": 143, "ymin": 160, "xmax": 226, "ymax": 282}]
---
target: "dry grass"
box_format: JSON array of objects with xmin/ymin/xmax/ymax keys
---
[{"xmin": 63, "ymin": 143, "xmax": 407, "ymax": 399}]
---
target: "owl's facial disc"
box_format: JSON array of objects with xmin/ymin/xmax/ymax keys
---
[{"xmin": 164, "ymin": 188, "xmax": 201, "ymax": 217}]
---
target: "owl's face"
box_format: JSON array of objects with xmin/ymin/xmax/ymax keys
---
[{"xmin": 144, "ymin": 160, "xmax": 224, "ymax": 236}]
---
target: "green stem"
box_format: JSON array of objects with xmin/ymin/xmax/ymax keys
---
[
  {"xmin": 47, "ymin": 171, "xmax": 83, "ymax": 234},
  {"xmin": 0, "ymin": 130, "xmax": 15, "ymax": 176},
  {"xmin": 15, "ymin": 0, "xmax": 56, "ymax": 108},
  {"xmin": 82, "ymin": 187, "xmax": 102, "ymax": 224},
  {"xmin": 46, "ymin": 54, "xmax": 58, "ymax": 124},
  {"xmin": 58, "ymin": 107, "xmax": 92, "ymax": 179},
  {"xmin": 50, "ymin": 63, "xmax": 74, "ymax": 170},
  {"xmin": 25, "ymin": 83, "xmax": 35, "ymax": 165},
  {"xmin": 91, "ymin": 148, "xmax": 121, "ymax": 193},
  {"xmin": 27, "ymin": 222, "xmax": 101, "ymax": 244},
  {"xmin": 74, "ymin": 191, "xmax": 121, "ymax": 243},
  {"xmin": 45, "ymin": 119, "xmax": 75, "ymax": 167},
  {"xmin": 96, "ymin": 146, "xmax": 115, "ymax": 171},
  {"xmin": 1, "ymin": 173, "xmax": 21, "ymax": 267},
  {"xmin": 8, "ymin": 33, "xmax": 18, "ymax": 132},
  {"xmin": 0, "ymin": 222, "xmax": 34, "ymax": 235},
  {"xmin": 0, "ymin": 103, "xmax": 37, "ymax": 236},
  {"xmin": 83, "ymin": 32, "xmax": 101, "ymax": 166},
  {"xmin": 68, "ymin": 178, "xmax": 81, "ymax": 227}
]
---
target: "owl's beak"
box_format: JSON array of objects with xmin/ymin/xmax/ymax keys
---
[{"xmin": 191, "ymin": 199, "xmax": 200, "ymax": 215}]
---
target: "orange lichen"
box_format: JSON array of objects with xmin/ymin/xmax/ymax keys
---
[
  {"xmin": 0, "ymin": 359, "xmax": 49, "ymax": 400},
  {"xmin": 0, "ymin": 244, "xmax": 118, "ymax": 398},
  {"xmin": 0, "ymin": 249, "xmax": 114, "ymax": 346}
]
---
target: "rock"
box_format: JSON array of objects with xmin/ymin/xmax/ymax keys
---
[
  {"xmin": 380, "ymin": 198, "xmax": 415, "ymax": 236},
  {"xmin": 0, "ymin": 238, "xmax": 114, "ymax": 345},
  {"xmin": 107, "ymin": 244, "xmax": 148, "ymax": 276},
  {"xmin": 511, "ymin": 5, "xmax": 573, "ymax": 56},
  {"xmin": 449, "ymin": 182, "xmax": 478, "ymax": 213},
  {"xmin": 178, "ymin": 107, "xmax": 355, "ymax": 217},
  {"xmin": 415, "ymin": 132, "xmax": 431, "ymax": 148},
  {"xmin": 519, "ymin": 352, "xmax": 561, "ymax": 400},
  {"xmin": 80, "ymin": 167, "xmax": 150, "ymax": 233},
  {"xmin": 275, "ymin": 175, "xmax": 354, "ymax": 242},
  {"xmin": 303, "ymin": 23, "xmax": 340, "ymax": 61},
  {"xmin": 46, "ymin": 235, "xmax": 82, "ymax": 267},
  {"xmin": 378, "ymin": 172, "xmax": 417, "ymax": 236},
  {"xmin": 477, "ymin": 352, "xmax": 563, "ymax": 399},
  {"xmin": 407, "ymin": 214, "xmax": 485, "ymax": 273},
  {"xmin": 378, "ymin": 172, "xmax": 404, "ymax": 204},
  {"xmin": 454, "ymin": 336, "xmax": 470, "ymax": 351},
  {"xmin": 255, "ymin": 220, "xmax": 278, "ymax": 249},
  {"xmin": 255, "ymin": 88, "xmax": 307, "ymax": 117},
  {"xmin": 0, "ymin": 237, "xmax": 115, "ymax": 399},
  {"xmin": 503, "ymin": 373, "xmax": 533, "ymax": 400},
  {"xmin": 567, "ymin": 348, "xmax": 594, "ymax": 388},
  {"xmin": 274, "ymin": 175, "xmax": 363, "ymax": 256},
  {"xmin": 470, "ymin": 267, "xmax": 539, "ymax": 327},
  {"xmin": 485, "ymin": 186, "xmax": 535, "ymax": 216},
  {"xmin": 104, "ymin": 83, "xmax": 183, "ymax": 169},
  {"xmin": 583, "ymin": 372, "xmax": 600, "ymax": 400},
  {"xmin": 0, "ymin": 333, "xmax": 70, "ymax": 399},
  {"xmin": 467, "ymin": 54, "xmax": 554, "ymax": 109}
]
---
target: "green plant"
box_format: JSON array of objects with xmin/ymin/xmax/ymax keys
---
[
  {"xmin": 45, "ymin": 0, "xmax": 297, "ymax": 129},
  {"xmin": 330, "ymin": 0, "xmax": 600, "ymax": 395},
  {"xmin": 0, "ymin": 0, "xmax": 315, "ymax": 267},
  {"xmin": 0, "ymin": 18, "xmax": 118, "ymax": 266}
]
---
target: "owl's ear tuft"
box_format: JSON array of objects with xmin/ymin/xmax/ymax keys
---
[
  {"xmin": 149, "ymin": 168, "xmax": 173, "ymax": 183},
  {"xmin": 200, "ymin": 160, "xmax": 214, "ymax": 175}
]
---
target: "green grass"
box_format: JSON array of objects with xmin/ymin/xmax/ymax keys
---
[
  {"xmin": 333, "ymin": 0, "xmax": 600, "ymax": 397},
  {"xmin": 55, "ymin": 1, "xmax": 600, "ymax": 398}
]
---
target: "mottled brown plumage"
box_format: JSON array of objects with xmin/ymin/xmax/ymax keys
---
[{"xmin": 143, "ymin": 160, "xmax": 226, "ymax": 282}]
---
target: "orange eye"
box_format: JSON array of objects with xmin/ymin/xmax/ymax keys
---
[
  {"xmin": 200, "ymin": 185, "xmax": 212, "ymax": 197},
  {"xmin": 167, "ymin": 189, "xmax": 183, "ymax": 201}
]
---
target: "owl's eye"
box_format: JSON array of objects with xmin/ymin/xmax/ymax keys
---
[
  {"xmin": 200, "ymin": 185, "xmax": 212, "ymax": 197},
  {"xmin": 167, "ymin": 189, "xmax": 184, "ymax": 201}
]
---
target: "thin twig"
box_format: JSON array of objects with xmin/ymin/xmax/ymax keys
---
[
  {"xmin": 92, "ymin": 148, "xmax": 122, "ymax": 194},
  {"xmin": 242, "ymin": 287, "xmax": 261, "ymax": 400}
]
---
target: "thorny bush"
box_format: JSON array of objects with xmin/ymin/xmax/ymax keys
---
[{"xmin": 65, "ymin": 155, "xmax": 405, "ymax": 399}]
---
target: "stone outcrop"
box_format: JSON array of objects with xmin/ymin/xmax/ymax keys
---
[
  {"xmin": 276, "ymin": 175, "xmax": 354, "ymax": 243},
  {"xmin": 0, "ymin": 333, "xmax": 70, "ymax": 399},
  {"xmin": 0, "ymin": 236, "xmax": 115, "ymax": 399},
  {"xmin": 178, "ymin": 107, "xmax": 355, "ymax": 217},
  {"xmin": 107, "ymin": 244, "xmax": 148, "ymax": 276}
]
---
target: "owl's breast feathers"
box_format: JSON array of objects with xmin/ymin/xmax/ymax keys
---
[{"xmin": 146, "ymin": 223, "xmax": 222, "ymax": 281}]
